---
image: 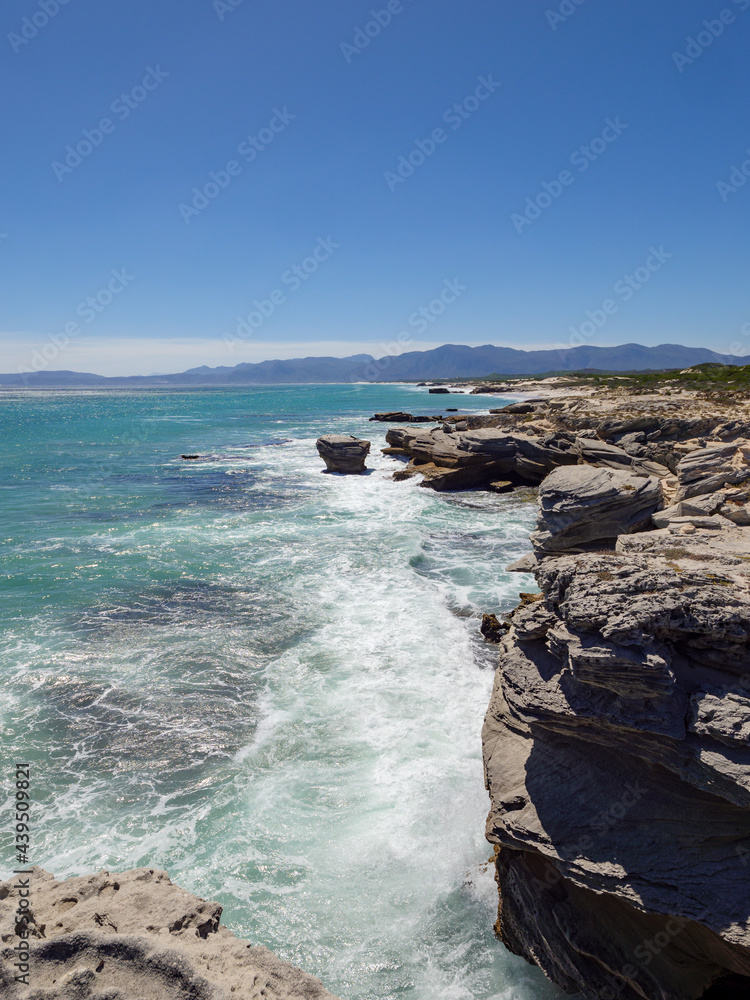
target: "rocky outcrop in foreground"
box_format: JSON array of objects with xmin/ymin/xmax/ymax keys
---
[
  {"xmin": 387, "ymin": 386, "xmax": 750, "ymax": 998},
  {"xmin": 316, "ymin": 434, "xmax": 370, "ymax": 474},
  {"xmin": 0, "ymin": 868, "xmax": 338, "ymax": 1000}
]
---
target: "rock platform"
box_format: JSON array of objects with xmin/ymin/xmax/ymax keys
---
[{"xmin": 0, "ymin": 868, "xmax": 339, "ymax": 1000}]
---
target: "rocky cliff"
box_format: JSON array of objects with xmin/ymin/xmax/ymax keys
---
[
  {"xmin": 0, "ymin": 868, "xmax": 339, "ymax": 1000},
  {"xmin": 391, "ymin": 387, "xmax": 750, "ymax": 999}
]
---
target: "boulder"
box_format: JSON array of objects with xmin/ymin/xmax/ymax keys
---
[
  {"xmin": 481, "ymin": 613, "xmax": 508, "ymax": 643},
  {"xmin": 316, "ymin": 434, "xmax": 370, "ymax": 474},
  {"xmin": 0, "ymin": 868, "xmax": 339, "ymax": 1000},
  {"xmin": 574, "ymin": 437, "xmax": 633, "ymax": 469},
  {"xmin": 428, "ymin": 387, "xmax": 451, "ymax": 394},
  {"xmin": 530, "ymin": 465, "xmax": 662, "ymax": 556}
]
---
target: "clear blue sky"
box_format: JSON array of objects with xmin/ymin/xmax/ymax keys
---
[{"xmin": 2, "ymin": 0, "xmax": 750, "ymax": 375}]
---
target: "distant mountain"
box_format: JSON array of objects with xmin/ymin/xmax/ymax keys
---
[{"xmin": 1, "ymin": 343, "xmax": 748, "ymax": 387}]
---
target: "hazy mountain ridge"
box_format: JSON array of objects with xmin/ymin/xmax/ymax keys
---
[{"xmin": 2, "ymin": 343, "xmax": 748, "ymax": 386}]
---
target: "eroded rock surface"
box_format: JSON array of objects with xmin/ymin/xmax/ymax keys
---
[
  {"xmin": 386, "ymin": 383, "xmax": 750, "ymax": 998},
  {"xmin": 384, "ymin": 391, "xmax": 750, "ymax": 491},
  {"xmin": 478, "ymin": 402, "xmax": 750, "ymax": 998},
  {"xmin": 530, "ymin": 465, "xmax": 662, "ymax": 556},
  {"xmin": 316, "ymin": 434, "xmax": 370, "ymax": 474},
  {"xmin": 0, "ymin": 868, "xmax": 339, "ymax": 1000}
]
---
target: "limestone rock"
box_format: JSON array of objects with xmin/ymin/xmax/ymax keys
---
[
  {"xmin": 674, "ymin": 442, "xmax": 750, "ymax": 501},
  {"xmin": 483, "ymin": 527, "xmax": 750, "ymax": 998},
  {"xmin": 0, "ymin": 868, "xmax": 339, "ymax": 1000},
  {"xmin": 383, "ymin": 425, "xmax": 579, "ymax": 489},
  {"xmin": 530, "ymin": 465, "xmax": 662, "ymax": 556},
  {"xmin": 316, "ymin": 434, "xmax": 370, "ymax": 474}
]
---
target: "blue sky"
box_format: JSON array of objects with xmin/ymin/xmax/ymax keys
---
[{"xmin": 2, "ymin": 0, "xmax": 750, "ymax": 375}]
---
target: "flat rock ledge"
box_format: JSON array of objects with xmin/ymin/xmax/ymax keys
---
[
  {"xmin": 316, "ymin": 434, "xmax": 370, "ymax": 474},
  {"xmin": 0, "ymin": 868, "xmax": 339, "ymax": 1000},
  {"xmin": 472, "ymin": 397, "xmax": 750, "ymax": 999}
]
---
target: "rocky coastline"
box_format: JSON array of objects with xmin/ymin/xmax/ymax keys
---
[
  {"xmin": 0, "ymin": 868, "xmax": 339, "ymax": 1000},
  {"xmin": 388, "ymin": 385, "xmax": 750, "ymax": 999}
]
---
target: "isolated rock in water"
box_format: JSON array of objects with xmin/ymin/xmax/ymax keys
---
[
  {"xmin": 428, "ymin": 387, "xmax": 451, "ymax": 393},
  {"xmin": 530, "ymin": 465, "xmax": 662, "ymax": 556},
  {"xmin": 368, "ymin": 411, "xmax": 435, "ymax": 423},
  {"xmin": 316, "ymin": 434, "xmax": 370, "ymax": 474},
  {"xmin": 0, "ymin": 867, "xmax": 339, "ymax": 1000}
]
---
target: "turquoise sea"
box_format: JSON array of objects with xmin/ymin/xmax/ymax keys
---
[{"xmin": 0, "ymin": 384, "xmax": 563, "ymax": 1000}]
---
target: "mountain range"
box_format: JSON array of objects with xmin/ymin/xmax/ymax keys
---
[{"xmin": 1, "ymin": 342, "xmax": 748, "ymax": 386}]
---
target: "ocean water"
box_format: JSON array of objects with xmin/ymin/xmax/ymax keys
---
[{"xmin": 0, "ymin": 384, "xmax": 563, "ymax": 1000}]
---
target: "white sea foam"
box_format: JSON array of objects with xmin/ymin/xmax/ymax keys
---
[{"xmin": 0, "ymin": 388, "xmax": 562, "ymax": 1000}]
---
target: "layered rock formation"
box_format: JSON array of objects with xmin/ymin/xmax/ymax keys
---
[
  {"xmin": 384, "ymin": 392, "xmax": 750, "ymax": 492},
  {"xmin": 316, "ymin": 434, "xmax": 370, "ymax": 474},
  {"xmin": 386, "ymin": 387, "xmax": 750, "ymax": 998},
  {"xmin": 475, "ymin": 398, "xmax": 750, "ymax": 999},
  {"xmin": 0, "ymin": 867, "xmax": 339, "ymax": 1000}
]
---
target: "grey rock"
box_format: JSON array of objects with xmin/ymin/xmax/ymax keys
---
[
  {"xmin": 675, "ymin": 442, "xmax": 750, "ymax": 500},
  {"xmin": 655, "ymin": 486, "xmax": 750, "ymax": 527},
  {"xmin": 530, "ymin": 466, "xmax": 662, "ymax": 556},
  {"xmin": 483, "ymin": 434, "xmax": 750, "ymax": 998},
  {"xmin": 506, "ymin": 553, "xmax": 538, "ymax": 573},
  {"xmin": 483, "ymin": 530, "xmax": 750, "ymax": 998},
  {"xmin": 316, "ymin": 434, "xmax": 370, "ymax": 474},
  {"xmin": 384, "ymin": 426, "xmax": 578, "ymax": 490},
  {"xmin": 574, "ymin": 438, "xmax": 634, "ymax": 468},
  {"xmin": 691, "ymin": 689, "xmax": 750, "ymax": 747}
]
